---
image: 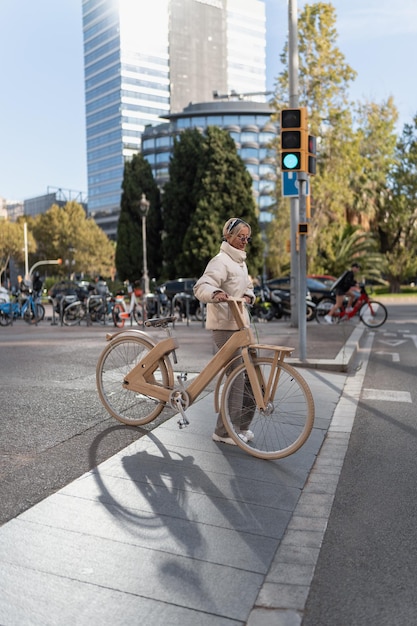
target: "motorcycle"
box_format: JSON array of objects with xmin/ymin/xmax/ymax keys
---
[
  {"xmin": 270, "ymin": 287, "xmax": 316, "ymax": 322},
  {"xmin": 252, "ymin": 285, "xmax": 316, "ymax": 322},
  {"xmin": 252, "ymin": 285, "xmax": 283, "ymax": 321}
]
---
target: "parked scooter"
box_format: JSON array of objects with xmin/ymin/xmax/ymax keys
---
[
  {"xmin": 269, "ymin": 287, "xmax": 316, "ymax": 322},
  {"xmin": 252, "ymin": 284, "xmax": 316, "ymax": 322},
  {"xmin": 252, "ymin": 285, "xmax": 283, "ymax": 321}
]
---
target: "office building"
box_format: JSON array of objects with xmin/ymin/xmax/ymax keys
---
[
  {"xmin": 142, "ymin": 99, "xmax": 277, "ymax": 225},
  {"xmin": 82, "ymin": 0, "xmax": 267, "ymax": 238}
]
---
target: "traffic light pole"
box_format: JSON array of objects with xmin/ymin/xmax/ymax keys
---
[
  {"xmin": 288, "ymin": 0, "xmax": 299, "ymax": 328},
  {"xmin": 297, "ymin": 172, "xmax": 308, "ymax": 361}
]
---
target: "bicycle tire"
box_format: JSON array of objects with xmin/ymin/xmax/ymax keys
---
[
  {"xmin": 315, "ymin": 297, "xmax": 335, "ymax": 323},
  {"xmin": 133, "ymin": 303, "xmax": 144, "ymax": 325},
  {"xmin": 23, "ymin": 301, "xmax": 43, "ymax": 324},
  {"xmin": 220, "ymin": 357, "xmax": 314, "ymax": 460},
  {"xmin": 0, "ymin": 310, "xmax": 12, "ymax": 326},
  {"xmin": 359, "ymin": 300, "xmax": 387, "ymax": 328},
  {"xmin": 112, "ymin": 302, "xmax": 126, "ymax": 328},
  {"xmin": 63, "ymin": 302, "xmax": 84, "ymax": 326},
  {"xmin": 96, "ymin": 334, "xmax": 174, "ymax": 425}
]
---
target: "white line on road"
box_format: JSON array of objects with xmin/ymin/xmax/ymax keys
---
[
  {"xmin": 375, "ymin": 351, "xmax": 400, "ymax": 362},
  {"xmin": 362, "ymin": 389, "xmax": 412, "ymax": 403}
]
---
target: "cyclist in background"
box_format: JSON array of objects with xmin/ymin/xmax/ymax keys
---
[{"xmin": 325, "ymin": 262, "xmax": 361, "ymax": 324}]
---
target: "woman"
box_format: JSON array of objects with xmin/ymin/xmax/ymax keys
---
[{"xmin": 193, "ymin": 217, "xmax": 255, "ymax": 445}]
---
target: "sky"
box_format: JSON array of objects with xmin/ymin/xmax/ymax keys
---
[{"xmin": 1, "ymin": 0, "xmax": 417, "ymax": 202}]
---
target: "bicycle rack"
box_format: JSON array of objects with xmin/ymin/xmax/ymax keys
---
[{"xmin": 172, "ymin": 292, "xmax": 192, "ymax": 326}]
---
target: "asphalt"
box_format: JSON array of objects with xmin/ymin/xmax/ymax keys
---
[{"xmin": 0, "ymin": 314, "xmax": 370, "ymax": 626}]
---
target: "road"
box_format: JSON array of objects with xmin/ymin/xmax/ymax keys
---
[{"xmin": 303, "ymin": 303, "xmax": 417, "ymax": 625}]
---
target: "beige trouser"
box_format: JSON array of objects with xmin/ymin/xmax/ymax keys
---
[{"xmin": 212, "ymin": 329, "xmax": 256, "ymax": 437}]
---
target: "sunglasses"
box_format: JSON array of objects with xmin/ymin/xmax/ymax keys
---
[{"xmin": 235, "ymin": 235, "xmax": 252, "ymax": 243}]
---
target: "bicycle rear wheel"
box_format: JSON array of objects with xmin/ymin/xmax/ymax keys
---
[
  {"xmin": 221, "ymin": 357, "xmax": 314, "ymax": 460},
  {"xmin": 359, "ymin": 300, "xmax": 387, "ymax": 328},
  {"xmin": 63, "ymin": 302, "xmax": 84, "ymax": 326},
  {"xmin": 96, "ymin": 334, "xmax": 174, "ymax": 425},
  {"xmin": 23, "ymin": 301, "xmax": 43, "ymax": 324},
  {"xmin": 112, "ymin": 302, "xmax": 126, "ymax": 328},
  {"xmin": 316, "ymin": 298, "xmax": 335, "ymax": 323},
  {"xmin": 133, "ymin": 302, "xmax": 145, "ymax": 325}
]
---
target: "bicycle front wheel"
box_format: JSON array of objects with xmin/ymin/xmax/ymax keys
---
[
  {"xmin": 221, "ymin": 357, "xmax": 314, "ymax": 460},
  {"xmin": 0, "ymin": 309, "xmax": 13, "ymax": 326},
  {"xmin": 359, "ymin": 300, "xmax": 387, "ymax": 328},
  {"xmin": 96, "ymin": 334, "xmax": 174, "ymax": 425}
]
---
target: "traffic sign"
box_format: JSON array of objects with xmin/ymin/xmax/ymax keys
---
[{"xmin": 282, "ymin": 171, "xmax": 310, "ymax": 197}]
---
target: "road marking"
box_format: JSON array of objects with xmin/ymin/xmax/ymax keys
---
[
  {"xmin": 410, "ymin": 335, "xmax": 417, "ymax": 348},
  {"xmin": 362, "ymin": 389, "xmax": 412, "ymax": 403},
  {"xmin": 375, "ymin": 351, "xmax": 400, "ymax": 362},
  {"xmin": 378, "ymin": 339, "xmax": 407, "ymax": 346}
]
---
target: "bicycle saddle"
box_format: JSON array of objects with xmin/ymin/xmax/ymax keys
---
[{"xmin": 145, "ymin": 316, "xmax": 177, "ymax": 328}]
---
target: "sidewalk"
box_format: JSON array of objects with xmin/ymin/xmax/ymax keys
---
[{"xmin": 0, "ymin": 320, "xmax": 368, "ymax": 625}]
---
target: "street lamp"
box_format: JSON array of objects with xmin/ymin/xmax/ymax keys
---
[{"xmin": 139, "ymin": 193, "xmax": 150, "ymax": 294}]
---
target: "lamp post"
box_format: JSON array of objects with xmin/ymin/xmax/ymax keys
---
[{"xmin": 139, "ymin": 193, "xmax": 150, "ymax": 294}]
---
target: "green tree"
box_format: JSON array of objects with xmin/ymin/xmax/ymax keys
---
[
  {"xmin": 162, "ymin": 128, "xmax": 206, "ymax": 277},
  {"xmin": 314, "ymin": 223, "xmax": 384, "ymax": 282},
  {"xmin": 182, "ymin": 126, "xmax": 262, "ymax": 277},
  {"xmin": 375, "ymin": 116, "xmax": 417, "ymax": 290},
  {"xmin": 270, "ymin": 2, "xmax": 359, "ymax": 271},
  {"xmin": 0, "ymin": 220, "xmax": 36, "ymax": 282},
  {"xmin": 115, "ymin": 153, "xmax": 162, "ymax": 283},
  {"xmin": 30, "ymin": 202, "xmax": 115, "ymax": 278},
  {"xmin": 350, "ymin": 98, "xmax": 398, "ymax": 226}
]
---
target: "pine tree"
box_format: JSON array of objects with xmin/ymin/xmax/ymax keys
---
[
  {"xmin": 115, "ymin": 153, "xmax": 162, "ymax": 283},
  {"xmin": 161, "ymin": 129, "xmax": 205, "ymax": 278},
  {"xmin": 167, "ymin": 126, "xmax": 263, "ymax": 278}
]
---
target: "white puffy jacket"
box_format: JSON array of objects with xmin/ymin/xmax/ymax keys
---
[{"xmin": 193, "ymin": 241, "xmax": 254, "ymax": 330}]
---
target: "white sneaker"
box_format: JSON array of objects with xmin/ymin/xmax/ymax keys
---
[
  {"xmin": 324, "ymin": 314, "xmax": 333, "ymax": 324},
  {"xmin": 212, "ymin": 433, "xmax": 237, "ymax": 445},
  {"xmin": 242, "ymin": 429, "xmax": 254, "ymax": 441},
  {"xmin": 346, "ymin": 307, "xmax": 353, "ymax": 313},
  {"xmin": 212, "ymin": 432, "xmax": 249, "ymax": 445}
]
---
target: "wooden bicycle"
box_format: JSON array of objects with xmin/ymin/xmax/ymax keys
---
[{"xmin": 96, "ymin": 299, "xmax": 315, "ymax": 460}]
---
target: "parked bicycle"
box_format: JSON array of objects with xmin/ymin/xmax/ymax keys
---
[
  {"xmin": 0, "ymin": 289, "xmax": 45, "ymax": 326},
  {"xmin": 63, "ymin": 293, "xmax": 114, "ymax": 326},
  {"xmin": 96, "ymin": 299, "xmax": 315, "ymax": 460},
  {"xmin": 112, "ymin": 286, "xmax": 145, "ymax": 328},
  {"xmin": 316, "ymin": 284, "xmax": 388, "ymax": 327}
]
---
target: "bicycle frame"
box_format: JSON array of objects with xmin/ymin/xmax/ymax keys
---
[
  {"xmin": 0, "ymin": 293, "xmax": 38, "ymax": 322},
  {"xmin": 338, "ymin": 286, "xmax": 371, "ymax": 320},
  {"xmin": 122, "ymin": 299, "xmax": 293, "ymax": 411}
]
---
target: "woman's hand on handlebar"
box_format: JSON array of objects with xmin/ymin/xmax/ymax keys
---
[{"xmin": 212, "ymin": 290, "xmax": 229, "ymax": 302}]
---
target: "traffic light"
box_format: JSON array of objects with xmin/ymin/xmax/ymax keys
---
[
  {"xmin": 280, "ymin": 107, "xmax": 308, "ymax": 172},
  {"xmin": 308, "ymin": 135, "xmax": 317, "ymax": 176}
]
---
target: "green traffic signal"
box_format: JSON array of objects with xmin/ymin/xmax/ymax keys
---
[{"xmin": 282, "ymin": 152, "xmax": 301, "ymax": 170}]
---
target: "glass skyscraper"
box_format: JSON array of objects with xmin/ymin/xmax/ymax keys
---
[{"xmin": 82, "ymin": 0, "xmax": 267, "ymax": 238}]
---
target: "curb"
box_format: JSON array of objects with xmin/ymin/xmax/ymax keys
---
[{"xmin": 288, "ymin": 325, "xmax": 366, "ymax": 372}]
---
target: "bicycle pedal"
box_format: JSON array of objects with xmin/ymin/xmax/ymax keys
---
[{"xmin": 177, "ymin": 417, "xmax": 189, "ymax": 429}]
